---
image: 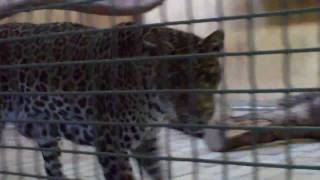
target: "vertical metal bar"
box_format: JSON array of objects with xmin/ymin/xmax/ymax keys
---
[
  {"xmin": 163, "ymin": 128, "xmax": 172, "ymax": 180},
  {"xmin": 3, "ymin": 17, "xmax": 23, "ymax": 180},
  {"xmin": 216, "ymin": 0, "xmax": 229, "ymax": 180},
  {"xmin": 280, "ymin": 1, "xmax": 293, "ymax": 180},
  {"xmin": 16, "ymin": 9, "xmax": 40, "ymax": 178},
  {"xmin": 59, "ymin": 6, "xmax": 80, "ymax": 179},
  {"xmin": 185, "ymin": 1, "xmax": 200, "ymax": 179},
  {"xmin": 71, "ymin": 47, "xmax": 80, "ymax": 180},
  {"xmin": 84, "ymin": 12, "xmax": 102, "ymax": 180},
  {"xmin": 90, "ymin": 64, "xmax": 101, "ymax": 180},
  {"xmin": 138, "ymin": 158, "xmax": 145, "ymax": 180},
  {"xmin": 14, "ymin": 129, "xmax": 23, "ymax": 180},
  {"xmin": 159, "ymin": 1, "xmax": 173, "ymax": 179},
  {"xmin": 33, "ymin": 144, "xmax": 41, "ymax": 178},
  {"xmin": 26, "ymin": 9, "xmax": 33, "ymax": 22},
  {"xmin": 108, "ymin": 0, "xmax": 118, "ymax": 56},
  {"xmin": 318, "ymin": 4, "xmax": 320, "ymax": 87},
  {"xmin": 0, "ymin": 12, "xmax": 9, "ymax": 171},
  {"xmin": 79, "ymin": 11, "xmax": 86, "ymax": 25},
  {"xmin": 43, "ymin": 8, "xmax": 57, "ymax": 179},
  {"xmin": 25, "ymin": 10, "xmax": 42, "ymax": 178},
  {"xmin": 6, "ymin": 0, "xmax": 17, "ymax": 24},
  {"xmin": 70, "ymin": 7, "xmax": 81, "ymax": 180},
  {"xmin": 0, "ymin": 127, "xmax": 8, "ymax": 180},
  {"xmin": 94, "ymin": 0, "xmax": 119, "ymax": 178},
  {"xmin": 45, "ymin": 9, "xmax": 52, "ymax": 23},
  {"xmin": 64, "ymin": 9, "xmax": 72, "ymax": 22},
  {"xmin": 9, "ymin": 39, "xmax": 24, "ymax": 180},
  {"xmin": 136, "ymin": 3, "xmax": 146, "ymax": 176},
  {"xmin": 246, "ymin": 1, "xmax": 259, "ymax": 180}
]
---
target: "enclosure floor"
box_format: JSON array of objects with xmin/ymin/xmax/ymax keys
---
[{"xmin": 1, "ymin": 125, "xmax": 320, "ymax": 180}]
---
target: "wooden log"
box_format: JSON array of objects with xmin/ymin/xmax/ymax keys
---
[
  {"xmin": 205, "ymin": 119, "xmax": 320, "ymax": 152},
  {"xmin": 205, "ymin": 93, "xmax": 320, "ymax": 152}
]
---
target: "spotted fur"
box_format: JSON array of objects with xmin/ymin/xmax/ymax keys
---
[{"xmin": 0, "ymin": 22, "xmax": 224, "ymax": 179}]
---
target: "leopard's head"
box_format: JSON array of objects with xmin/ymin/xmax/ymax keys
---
[{"xmin": 154, "ymin": 29, "xmax": 225, "ymax": 137}]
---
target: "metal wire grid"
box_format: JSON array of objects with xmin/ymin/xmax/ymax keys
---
[{"xmin": 0, "ymin": 0, "xmax": 319, "ymax": 180}]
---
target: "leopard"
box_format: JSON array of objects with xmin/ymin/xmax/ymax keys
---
[{"xmin": 0, "ymin": 22, "xmax": 224, "ymax": 180}]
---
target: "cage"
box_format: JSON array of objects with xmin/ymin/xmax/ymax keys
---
[{"xmin": 0, "ymin": 0, "xmax": 320, "ymax": 180}]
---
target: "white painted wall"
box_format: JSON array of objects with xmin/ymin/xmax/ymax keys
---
[{"xmin": 143, "ymin": 0, "xmax": 320, "ymax": 105}]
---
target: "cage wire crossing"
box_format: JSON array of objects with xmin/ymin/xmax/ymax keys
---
[{"xmin": 0, "ymin": 0, "xmax": 319, "ymax": 180}]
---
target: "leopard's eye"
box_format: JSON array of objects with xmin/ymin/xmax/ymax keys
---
[{"xmin": 204, "ymin": 73, "xmax": 215, "ymax": 82}]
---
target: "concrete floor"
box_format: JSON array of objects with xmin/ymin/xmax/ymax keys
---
[{"xmin": 1, "ymin": 125, "xmax": 320, "ymax": 180}]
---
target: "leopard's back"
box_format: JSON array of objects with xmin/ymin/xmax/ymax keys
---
[{"xmin": 0, "ymin": 22, "xmax": 162, "ymax": 149}]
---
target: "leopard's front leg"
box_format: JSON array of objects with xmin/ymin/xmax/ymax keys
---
[
  {"xmin": 132, "ymin": 134, "xmax": 163, "ymax": 180},
  {"xmin": 37, "ymin": 136, "xmax": 65, "ymax": 178},
  {"xmin": 96, "ymin": 137, "xmax": 135, "ymax": 180}
]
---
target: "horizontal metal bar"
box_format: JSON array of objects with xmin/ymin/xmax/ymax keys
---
[
  {"xmin": 0, "ymin": 87, "xmax": 319, "ymax": 96},
  {"xmin": 0, "ymin": 47, "xmax": 319, "ymax": 70},
  {"xmin": 2, "ymin": 118, "xmax": 320, "ymax": 132},
  {"xmin": 0, "ymin": 145, "xmax": 319, "ymax": 171},
  {"xmin": 231, "ymin": 106, "xmax": 278, "ymax": 111},
  {"xmin": 0, "ymin": 7, "xmax": 319, "ymax": 43},
  {"xmin": 0, "ymin": 170, "xmax": 78, "ymax": 180}
]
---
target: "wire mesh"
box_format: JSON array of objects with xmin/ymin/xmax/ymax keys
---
[{"xmin": 0, "ymin": 0, "xmax": 319, "ymax": 180}]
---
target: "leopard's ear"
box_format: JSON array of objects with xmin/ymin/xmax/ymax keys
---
[{"xmin": 198, "ymin": 30, "xmax": 224, "ymax": 52}]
